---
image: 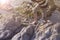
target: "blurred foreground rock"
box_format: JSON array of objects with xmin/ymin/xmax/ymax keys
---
[
  {"xmin": 0, "ymin": 0, "xmax": 60, "ymax": 40},
  {"xmin": 0, "ymin": 10, "xmax": 60, "ymax": 40},
  {"xmin": 11, "ymin": 24, "xmax": 35, "ymax": 40},
  {"xmin": 11, "ymin": 10, "xmax": 60, "ymax": 40},
  {"xmin": 0, "ymin": 10, "xmax": 24, "ymax": 40},
  {"xmin": 11, "ymin": 20, "xmax": 60, "ymax": 40}
]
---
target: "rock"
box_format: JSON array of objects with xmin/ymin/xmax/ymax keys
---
[
  {"xmin": 31, "ymin": 20, "xmax": 52, "ymax": 40},
  {"xmin": 0, "ymin": 10, "xmax": 59, "ymax": 40},
  {"xmin": 0, "ymin": 0, "xmax": 60, "ymax": 40},
  {"xmin": 0, "ymin": 10, "xmax": 23, "ymax": 40},
  {"xmin": 54, "ymin": 0, "xmax": 60, "ymax": 8},
  {"xmin": 31, "ymin": 20, "xmax": 60, "ymax": 40},
  {"xmin": 49, "ymin": 10, "xmax": 60, "ymax": 23},
  {"xmin": 11, "ymin": 24, "xmax": 35, "ymax": 40}
]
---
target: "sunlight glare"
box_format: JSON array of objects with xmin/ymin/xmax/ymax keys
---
[
  {"xmin": 0, "ymin": 0, "xmax": 9, "ymax": 5},
  {"xmin": 0, "ymin": 0, "xmax": 12, "ymax": 10}
]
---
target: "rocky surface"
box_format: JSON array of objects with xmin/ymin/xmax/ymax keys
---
[
  {"xmin": 11, "ymin": 10, "xmax": 60, "ymax": 40},
  {"xmin": 0, "ymin": 9, "xmax": 25, "ymax": 40},
  {"xmin": 0, "ymin": 8, "xmax": 60, "ymax": 40},
  {"xmin": 11, "ymin": 24, "xmax": 35, "ymax": 40},
  {"xmin": 0, "ymin": 0, "xmax": 60, "ymax": 40}
]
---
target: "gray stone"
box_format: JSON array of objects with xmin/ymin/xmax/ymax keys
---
[
  {"xmin": 11, "ymin": 24, "xmax": 35, "ymax": 40},
  {"xmin": 0, "ymin": 10, "xmax": 23, "ymax": 40}
]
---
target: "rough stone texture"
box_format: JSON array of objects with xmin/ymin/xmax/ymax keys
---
[
  {"xmin": 11, "ymin": 24, "xmax": 35, "ymax": 40},
  {"xmin": 0, "ymin": 0, "xmax": 60, "ymax": 40},
  {"xmin": 0, "ymin": 10, "xmax": 24, "ymax": 40},
  {"xmin": 11, "ymin": 10, "xmax": 60, "ymax": 40},
  {"xmin": 0, "ymin": 10, "xmax": 60, "ymax": 40},
  {"xmin": 54, "ymin": 0, "xmax": 60, "ymax": 8},
  {"xmin": 49, "ymin": 10, "xmax": 60, "ymax": 23}
]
